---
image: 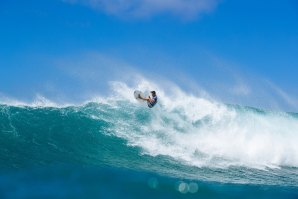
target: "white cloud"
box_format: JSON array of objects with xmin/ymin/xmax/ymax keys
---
[{"xmin": 64, "ymin": 0, "xmax": 220, "ymax": 19}]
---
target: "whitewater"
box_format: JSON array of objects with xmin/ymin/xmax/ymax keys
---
[{"xmin": 1, "ymin": 78, "xmax": 298, "ymax": 199}]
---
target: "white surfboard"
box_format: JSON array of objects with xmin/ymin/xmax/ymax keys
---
[{"xmin": 134, "ymin": 90, "xmax": 147, "ymax": 102}]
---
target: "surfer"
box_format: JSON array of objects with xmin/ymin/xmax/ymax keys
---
[{"xmin": 139, "ymin": 91, "xmax": 158, "ymax": 108}]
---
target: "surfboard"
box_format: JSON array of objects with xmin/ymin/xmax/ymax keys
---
[{"xmin": 134, "ymin": 90, "xmax": 146, "ymax": 102}]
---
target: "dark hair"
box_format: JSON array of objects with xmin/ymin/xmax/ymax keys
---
[{"xmin": 151, "ymin": 91, "xmax": 156, "ymax": 96}]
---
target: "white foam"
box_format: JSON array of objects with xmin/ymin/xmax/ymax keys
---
[
  {"xmin": 0, "ymin": 94, "xmax": 72, "ymax": 108},
  {"xmin": 109, "ymin": 77, "xmax": 298, "ymax": 169}
]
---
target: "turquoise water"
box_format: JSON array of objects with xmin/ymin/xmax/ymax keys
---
[{"xmin": 0, "ymin": 98, "xmax": 298, "ymax": 198}]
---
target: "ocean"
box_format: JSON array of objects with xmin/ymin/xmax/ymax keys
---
[{"xmin": 0, "ymin": 82, "xmax": 298, "ymax": 198}]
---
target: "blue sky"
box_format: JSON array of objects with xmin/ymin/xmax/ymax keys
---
[{"xmin": 0, "ymin": 0, "xmax": 298, "ymax": 110}]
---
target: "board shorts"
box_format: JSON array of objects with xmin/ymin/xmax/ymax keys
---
[
  {"xmin": 147, "ymin": 96, "xmax": 157, "ymax": 108},
  {"xmin": 147, "ymin": 102, "xmax": 154, "ymax": 108}
]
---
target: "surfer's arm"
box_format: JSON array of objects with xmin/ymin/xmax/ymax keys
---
[
  {"xmin": 142, "ymin": 97, "xmax": 150, "ymax": 101},
  {"xmin": 139, "ymin": 96, "xmax": 153, "ymax": 102},
  {"xmin": 146, "ymin": 97, "xmax": 155, "ymax": 103}
]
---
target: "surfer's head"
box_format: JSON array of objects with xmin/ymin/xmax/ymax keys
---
[{"xmin": 151, "ymin": 91, "xmax": 156, "ymax": 96}]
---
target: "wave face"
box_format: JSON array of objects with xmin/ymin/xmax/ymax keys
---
[{"xmin": 1, "ymin": 81, "xmax": 298, "ymax": 188}]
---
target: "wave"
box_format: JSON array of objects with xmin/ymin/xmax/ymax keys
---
[{"xmin": 1, "ymin": 80, "xmax": 298, "ymax": 185}]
